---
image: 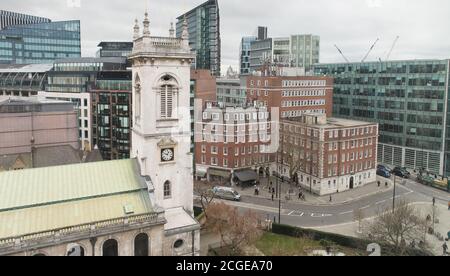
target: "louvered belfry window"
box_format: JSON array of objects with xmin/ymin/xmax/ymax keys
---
[{"xmin": 160, "ymin": 85, "xmax": 174, "ymax": 119}]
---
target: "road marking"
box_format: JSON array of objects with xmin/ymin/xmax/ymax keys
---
[
  {"xmin": 375, "ymin": 200, "xmax": 386, "ymax": 205},
  {"xmin": 339, "ymin": 211, "xmax": 353, "ymax": 215},
  {"xmin": 288, "ymin": 211, "xmax": 295, "ymax": 216},
  {"xmin": 289, "ymin": 211, "xmax": 304, "ymax": 217},
  {"xmin": 360, "ymin": 205, "xmax": 371, "ymax": 210},
  {"xmin": 311, "ymin": 213, "xmax": 333, "ymax": 218}
]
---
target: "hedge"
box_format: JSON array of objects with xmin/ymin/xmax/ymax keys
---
[{"xmin": 272, "ymin": 223, "xmax": 432, "ymax": 256}]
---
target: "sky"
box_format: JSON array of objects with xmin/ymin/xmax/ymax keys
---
[{"xmin": 2, "ymin": 0, "xmax": 450, "ymax": 75}]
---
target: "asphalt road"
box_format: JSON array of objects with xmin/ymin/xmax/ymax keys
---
[{"xmin": 210, "ymin": 177, "xmax": 450, "ymax": 228}]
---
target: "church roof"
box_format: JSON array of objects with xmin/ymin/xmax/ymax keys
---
[{"xmin": 0, "ymin": 159, "xmax": 154, "ymax": 240}]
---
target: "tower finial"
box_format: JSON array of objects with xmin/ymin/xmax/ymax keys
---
[
  {"xmin": 143, "ymin": 11, "xmax": 150, "ymax": 36},
  {"xmin": 169, "ymin": 22, "xmax": 175, "ymax": 38},
  {"xmin": 181, "ymin": 15, "xmax": 189, "ymax": 40},
  {"xmin": 133, "ymin": 19, "xmax": 140, "ymax": 40}
]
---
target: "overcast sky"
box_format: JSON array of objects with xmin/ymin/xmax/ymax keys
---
[{"xmin": 3, "ymin": 0, "xmax": 450, "ymax": 74}]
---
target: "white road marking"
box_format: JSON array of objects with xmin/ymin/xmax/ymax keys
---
[
  {"xmin": 375, "ymin": 200, "xmax": 386, "ymax": 205},
  {"xmin": 289, "ymin": 211, "xmax": 304, "ymax": 217},
  {"xmin": 288, "ymin": 211, "xmax": 295, "ymax": 216},
  {"xmin": 339, "ymin": 211, "xmax": 353, "ymax": 215},
  {"xmin": 360, "ymin": 205, "xmax": 371, "ymax": 210}
]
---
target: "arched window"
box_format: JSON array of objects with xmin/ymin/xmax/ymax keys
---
[
  {"xmin": 164, "ymin": 181, "xmax": 171, "ymax": 198},
  {"xmin": 134, "ymin": 233, "xmax": 149, "ymax": 256},
  {"xmin": 134, "ymin": 74, "xmax": 141, "ymax": 123},
  {"xmin": 102, "ymin": 239, "xmax": 119, "ymax": 256},
  {"xmin": 67, "ymin": 244, "xmax": 85, "ymax": 256},
  {"xmin": 158, "ymin": 75, "xmax": 178, "ymax": 119}
]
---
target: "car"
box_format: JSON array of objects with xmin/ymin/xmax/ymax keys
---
[
  {"xmin": 392, "ymin": 167, "xmax": 411, "ymax": 178},
  {"xmin": 377, "ymin": 168, "xmax": 391, "ymax": 178},
  {"xmin": 212, "ymin": 186, "xmax": 241, "ymax": 201},
  {"xmin": 377, "ymin": 164, "xmax": 391, "ymax": 172}
]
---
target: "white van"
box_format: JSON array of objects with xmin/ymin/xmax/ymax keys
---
[{"xmin": 212, "ymin": 186, "xmax": 241, "ymax": 202}]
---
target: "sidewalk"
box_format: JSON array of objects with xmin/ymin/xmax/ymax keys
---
[{"xmin": 237, "ymin": 176, "xmax": 394, "ymax": 206}]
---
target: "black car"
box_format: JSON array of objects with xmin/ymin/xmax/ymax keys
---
[{"xmin": 392, "ymin": 167, "xmax": 411, "ymax": 178}]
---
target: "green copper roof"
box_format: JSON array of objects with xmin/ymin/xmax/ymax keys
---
[
  {"xmin": 0, "ymin": 159, "xmax": 146, "ymax": 211},
  {"xmin": 0, "ymin": 159, "xmax": 154, "ymax": 240}
]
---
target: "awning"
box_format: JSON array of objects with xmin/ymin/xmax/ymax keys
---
[
  {"xmin": 234, "ymin": 170, "xmax": 258, "ymax": 183},
  {"xmin": 208, "ymin": 168, "xmax": 231, "ymax": 178}
]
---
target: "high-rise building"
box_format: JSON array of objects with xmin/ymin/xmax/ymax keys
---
[
  {"xmin": 240, "ymin": 36, "xmax": 256, "ymax": 75},
  {"xmin": 216, "ymin": 78, "xmax": 247, "ymax": 107},
  {"xmin": 290, "ymin": 34, "xmax": 320, "ymax": 71},
  {"xmin": 249, "ymin": 38, "xmax": 272, "ymax": 73},
  {"xmin": 176, "ymin": 0, "xmax": 221, "ymax": 76},
  {"xmin": 257, "ymin": 26, "xmax": 268, "ymax": 41},
  {"xmin": 96, "ymin": 42, "xmax": 133, "ymax": 58},
  {"xmin": 249, "ymin": 33, "xmax": 320, "ymax": 73},
  {"xmin": 314, "ymin": 60, "xmax": 450, "ymax": 176},
  {"xmin": 90, "ymin": 70, "xmax": 132, "ymax": 160},
  {"xmin": 0, "ymin": 18, "xmax": 81, "ymax": 64},
  {"xmin": 0, "ymin": 10, "xmax": 50, "ymax": 30},
  {"xmin": 0, "ymin": 63, "xmax": 52, "ymax": 97},
  {"xmin": 42, "ymin": 57, "xmax": 128, "ymax": 151}
]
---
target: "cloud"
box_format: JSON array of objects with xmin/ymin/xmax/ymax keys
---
[{"xmin": 2, "ymin": 0, "xmax": 450, "ymax": 74}]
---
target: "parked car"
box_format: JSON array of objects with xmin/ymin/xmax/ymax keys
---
[
  {"xmin": 212, "ymin": 186, "xmax": 241, "ymax": 201},
  {"xmin": 392, "ymin": 167, "xmax": 411, "ymax": 178},
  {"xmin": 377, "ymin": 168, "xmax": 391, "ymax": 178},
  {"xmin": 377, "ymin": 164, "xmax": 392, "ymax": 172}
]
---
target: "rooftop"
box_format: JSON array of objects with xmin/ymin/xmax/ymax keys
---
[
  {"xmin": 0, "ymin": 159, "xmax": 154, "ymax": 240},
  {"xmin": 284, "ymin": 115, "xmax": 376, "ymax": 129},
  {"xmin": 0, "ymin": 63, "xmax": 53, "ymax": 73}
]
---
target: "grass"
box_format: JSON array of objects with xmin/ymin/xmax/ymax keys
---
[{"xmin": 255, "ymin": 232, "xmax": 365, "ymax": 256}]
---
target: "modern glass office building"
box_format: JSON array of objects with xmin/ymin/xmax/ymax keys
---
[
  {"xmin": 291, "ymin": 34, "xmax": 320, "ymax": 72},
  {"xmin": 96, "ymin": 42, "xmax": 133, "ymax": 58},
  {"xmin": 91, "ymin": 70, "xmax": 132, "ymax": 160},
  {"xmin": 0, "ymin": 20, "xmax": 81, "ymax": 64},
  {"xmin": 239, "ymin": 36, "xmax": 256, "ymax": 75},
  {"xmin": 0, "ymin": 10, "xmax": 50, "ymax": 30},
  {"xmin": 176, "ymin": 0, "xmax": 221, "ymax": 77},
  {"xmin": 314, "ymin": 60, "xmax": 450, "ymax": 176}
]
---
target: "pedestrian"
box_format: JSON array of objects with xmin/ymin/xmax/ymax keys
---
[
  {"xmin": 378, "ymin": 181, "xmax": 381, "ymax": 187},
  {"xmin": 329, "ymin": 195, "xmax": 332, "ymax": 202},
  {"xmin": 448, "ymin": 201, "xmax": 450, "ymax": 210},
  {"xmin": 443, "ymin": 242, "xmax": 448, "ymax": 256},
  {"xmin": 254, "ymin": 185, "xmax": 258, "ymax": 196},
  {"xmin": 410, "ymin": 240, "xmax": 416, "ymax": 249}
]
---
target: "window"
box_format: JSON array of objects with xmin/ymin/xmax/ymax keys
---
[
  {"xmin": 164, "ymin": 181, "xmax": 171, "ymax": 198},
  {"xmin": 103, "ymin": 239, "xmax": 119, "ymax": 256},
  {"xmin": 134, "ymin": 75, "xmax": 141, "ymax": 122},
  {"xmin": 160, "ymin": 85, "xmax": 174, "ymax": 119},
  {"xmin": 134, "ymin": 233, "xmax": 149, "ymax": 256}
]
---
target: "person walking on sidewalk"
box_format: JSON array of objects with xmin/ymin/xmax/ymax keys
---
[
  {"xmin": 443, "ymin": 242, "xmax": 448, "ymax": 256},
  {"xmin": 329, "ymin": 195, "xmax": 333, "ymax": 202}
]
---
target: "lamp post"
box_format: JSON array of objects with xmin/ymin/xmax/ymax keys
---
[{"xmin": 392, "ymin": 171, "xmax": 396, "ymax": 213}]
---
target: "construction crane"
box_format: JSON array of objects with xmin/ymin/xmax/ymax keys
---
[
  {"xmin": 334, "ymin": 44, "xmax": 350, "ymax": 63},
  {"xmin": 385, "ymin": 36, "xmax": 400, "ymax": 61},
  {"xmin": 361, "ymin": 38, "xmax": 380, "ymax": 62}
]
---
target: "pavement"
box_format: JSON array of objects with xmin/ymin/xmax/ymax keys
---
[{"xmin": 237, "ymin": 176, "xmax": 394, "ymax": 206}]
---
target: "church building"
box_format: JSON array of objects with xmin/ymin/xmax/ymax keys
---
[{"xmin": 0, "ymin": 11, "xmax": 200, "ymax": 256}]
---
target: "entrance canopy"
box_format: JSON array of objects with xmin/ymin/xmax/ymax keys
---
[{"xmin": 234, "ymin": 170, "xmax": 258, "ymax": 183}]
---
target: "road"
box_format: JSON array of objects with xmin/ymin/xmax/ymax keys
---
[{"xmin": 207, "ymin": 177, "xmax": 450, "ymax": 228}]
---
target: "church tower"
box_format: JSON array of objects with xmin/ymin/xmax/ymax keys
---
[{"xmin": 129, "ymin": 12, "xmax": 195, "ymax": 213}]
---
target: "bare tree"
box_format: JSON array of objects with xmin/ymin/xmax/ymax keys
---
[
  {"xmin": 194, "ymin": 180, "xmax": 216, "ymax": 219},
  {"xmin": 204, "ymin": 203, "xmax": 263, "ymax": 255},
  {"xmin": 365, "ymin": 201, "xmax": 428, "ymax": 255},
  {"xmin": 353, "ymin": 209, "xmax": 365, "ymax": 234}
]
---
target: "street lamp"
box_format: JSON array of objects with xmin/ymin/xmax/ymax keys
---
[{"xmin": 391, "ymin": 170, "xmax": 396, "ymax": 213}]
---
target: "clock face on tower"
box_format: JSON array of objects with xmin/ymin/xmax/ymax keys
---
[{"xmin": 161, "ymin": 148, "xmax": 174, "ymax": 162}]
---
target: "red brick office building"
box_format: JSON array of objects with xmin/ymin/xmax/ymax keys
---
[{"xmin": 279, "ymin": 113, "xmax": 379, "ymax": 195}]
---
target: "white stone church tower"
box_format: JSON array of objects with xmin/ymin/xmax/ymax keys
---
[
  {"xmin": 129, "ymin": 12, "xmax": 200, "ymax": 255},
  {"xmin": 130, "ymin": 12, "xmax": 194, "ymax": 212}
]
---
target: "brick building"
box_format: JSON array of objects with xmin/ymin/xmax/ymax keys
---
[
  {"xmin": 246, "ymin": 75, "xmax": 334, "ymax": 119},
  {"xmin": 279, "ymin": 113, "xmax": 379, "ymax": 195},
  {"xmin": 194, "ymin": 102, "xmax": 275, "ymax": 184}
]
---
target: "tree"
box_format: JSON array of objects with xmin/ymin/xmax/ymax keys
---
[
  {"xmin": 353, "ymin": 209, "xmax": 365, "ymax": 234},
  {"xmin": 194, "ymin": 180, "xmax": 216, "ymax": 219},
  {"xmin": 365, "ymin": 200, "xmax": 428, "ymax": 255},
  {"xmin": 204, "ymin": 203, "xmax": 262, "ymax": 255}
]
